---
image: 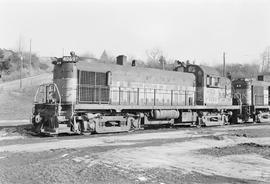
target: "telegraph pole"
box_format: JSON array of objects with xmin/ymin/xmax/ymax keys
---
[
  {"xmin": 262, "ymin": 55, "xmax": 265, "ymax": 73},
  {"xmin": 29, "ymin": 39, "xmax": 32, "ymax": 76},
  {"xmin": 19, "ymin": 37, "xmax": 23, "ymax": 89},
  {"xmin": 223, "ymin": 52, "xmax": 226, "ymax": 77},
  {"xmin": 267, "ymin": 47, "xmax": 270, "ymax": 71},
  {"xmin": 20, "ymin": 55, "xmax": 23, "ymax": 88}
]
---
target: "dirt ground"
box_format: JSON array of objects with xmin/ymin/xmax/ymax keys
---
[{"xmin": 0, "ymin": 123, "xmax": 270, "ymax": 184}]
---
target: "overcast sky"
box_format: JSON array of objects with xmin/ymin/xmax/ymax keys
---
[{"xmin": 1, "ymin": 0, "xmax": 270, "ymax": 65}]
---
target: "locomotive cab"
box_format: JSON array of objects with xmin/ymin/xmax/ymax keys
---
[
  {"xmin": 174, "ymin": 62, "xmax": 234, "ymax": 126},
  {"xmin": 175, "ymin": 62, "xmax": 232, "ymax": 106}
]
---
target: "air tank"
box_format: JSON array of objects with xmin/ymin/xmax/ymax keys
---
[{"xmin": 151, "ymin": 110, "xmax": 180, "ymax": 120}]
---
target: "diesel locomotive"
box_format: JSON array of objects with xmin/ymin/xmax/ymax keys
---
[
  {"xmin": 31, "ymin": 52, "xmax": 270, "ymax": 135},
  {"xmin": 232, "ymin": 75, "xmax": 270, "ymax": 123}
]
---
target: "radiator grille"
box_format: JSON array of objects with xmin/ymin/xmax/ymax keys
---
[
  {"xmin": 78, "ymin": 71, "xmax": 109, "ymax": 103},
  {"xmin": 96, "ymin": 72, "xmax": 107, "ymax": 86}
]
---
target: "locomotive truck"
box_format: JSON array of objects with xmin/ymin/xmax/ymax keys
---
[{"xmin": 31, "ymin": 52, "xmax": 270, "ymax": 135}]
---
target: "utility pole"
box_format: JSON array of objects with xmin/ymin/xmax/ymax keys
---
[
  {"xmin": 19, "ymin": 36, "xmax": 23, "ymax": 89},
  {"xmin": 20, "ymin": 55, "xmax": 23, "ymax": 88},
  {"xmin": 223, "ymin": 52, "xmax": 226, "ymax": 77},
  {"xmin": 29, "ymin": 39, "xmax": 32, "ymax": 76},
  {"xmin": 266, "ymin": 47, "xmax": 270, "ymax": 71},
  {"xmin": 262, "ymin": 55, "xmax": 265, "ymax": 73}
]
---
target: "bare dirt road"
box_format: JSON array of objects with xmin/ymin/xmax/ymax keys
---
[
  {"xmin": 0, "ymin": 73, "xmax": 52, "ymax": 91},
  {"xmin": 0, "ymin": 123, "xmax": 270, "ymax": 184}
]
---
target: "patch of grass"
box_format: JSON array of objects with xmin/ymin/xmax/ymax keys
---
[{"xmin": 0, "ymin": 86, "xmax": 38, "ymax": 120}]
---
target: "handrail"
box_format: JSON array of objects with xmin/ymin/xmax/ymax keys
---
[
  {"xmin": 53, "ymin": 83, "xmax": 62, "ymax": 116},
  {"xmin": 77, "ymin": 84, "xmax": 197, "ymax": 106},
  {"xmin": 33, "ymin": 82, "xmax": 62, "ymax": 116},
  {"xmin": 34, "ymin": 85, "xmax": 42, "ymax": 103}
]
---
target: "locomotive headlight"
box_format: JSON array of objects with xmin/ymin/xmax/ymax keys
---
[{"xmin": 34, "ymin": 114, "xmax": 42, "ymax": 124}]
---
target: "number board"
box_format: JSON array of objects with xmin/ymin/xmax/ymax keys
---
[{"xmin": 62, "ymin": 56, "xmax": 79, "ymax": 62}]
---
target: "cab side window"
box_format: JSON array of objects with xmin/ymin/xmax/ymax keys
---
[
  {"xmin": 206, "ymin": 75, "xmax": 220, "ymax": 88},
  {"xmin": 206, "ymin": 75, "xmax": 210, "ymax": 86}
]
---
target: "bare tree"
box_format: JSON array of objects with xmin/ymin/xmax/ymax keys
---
[
  {"xmin": 146, "ymin": 48, "xmax": 167, "ymax": 69},
  {"xmin": 214, "ymin": 63, "xmax": 260, "ymax": 79},
  {"xmin": 146, "ymin": 47, "xmax": 163, "ymax": 63}
]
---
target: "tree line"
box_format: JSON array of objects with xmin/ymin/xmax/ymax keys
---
[
  {"xmin": 84, "ymin": 48, "xmax": 265, "ymax": 79},
  {"xmin": 0, "ymin": 49, "xmax": 49, "ymax": 82},
  {"xmin": 1, "ymin": 47, "xmax": 269, "ymax": 82}
]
